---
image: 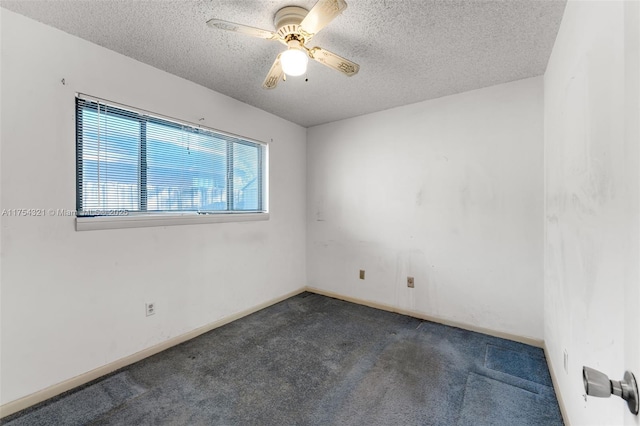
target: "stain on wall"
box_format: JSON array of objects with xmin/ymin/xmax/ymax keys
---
[{"xmin": 307, "ymin": 77, "xmax": 544, "ymax": 340}]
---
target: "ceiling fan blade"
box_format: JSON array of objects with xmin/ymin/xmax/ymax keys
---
[
  {"xmin": 309, "ymin": 47, "xmax": 359, "ymax": 76},
  {"xmin": 206, "ymin": 18, "xmax": 278, "ymax": 40},
  {"xmin": 299, "ymin": 0, "xmax": 348, "ymax": 36},
  {"xmin": 263, "ymin": 54, "xmax": 284, "ymax": 89}
]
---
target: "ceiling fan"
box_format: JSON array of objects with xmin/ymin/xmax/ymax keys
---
[{"xmin": 207, "ymin": 0, "xmax": 360, "ymax": 89}]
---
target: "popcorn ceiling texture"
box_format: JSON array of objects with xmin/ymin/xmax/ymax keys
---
[{"xmin": 1, "ymin": 0, "xmax": 566, "ymax": 127}]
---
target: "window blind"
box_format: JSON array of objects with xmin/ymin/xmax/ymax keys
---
[{"xmin": 76, "ymin": 96, "xmax": 266, "ymax": 216}]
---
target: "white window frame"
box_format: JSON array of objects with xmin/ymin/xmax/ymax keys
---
[{"xmin": 75, "ymin": 94, "xmax": 269, "ymax": 231}]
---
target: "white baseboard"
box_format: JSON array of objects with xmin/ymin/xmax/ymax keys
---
[
  {"xmin": 0, "ymin": 287, "xmax": 306, "ymax": 419},
  {"xmin": 1, "ymin": 286, "xmax": 554, "ymax": 420},
  {"xmin": 543, "ymin": 343, "xmax": 570, "ymax": 426},
  {"xmin": 305, "ymin": 286, "xmax": 544, "ymax": 348}
]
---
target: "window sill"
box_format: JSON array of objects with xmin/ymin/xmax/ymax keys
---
[{"xmin": 76, "ymin": 212, "xmax": 269, "ymax": 231}]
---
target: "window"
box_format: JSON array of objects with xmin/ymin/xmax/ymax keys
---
[{"xmin": 75, "ymin": 95, "xmax": 267, "ymax": 230}]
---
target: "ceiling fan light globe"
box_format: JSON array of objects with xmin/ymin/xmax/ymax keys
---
[{"xmin": 281, "ymin": 48, "xmax": 308, "ymax": 76}]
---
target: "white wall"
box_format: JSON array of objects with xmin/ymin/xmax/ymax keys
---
[
  {"xmin": 0, "ymin": 9, "xmax": 306, "ymax": 406},
  {"xmin": 306, "ymin": 77, "xmax": 544, "ymax": 340},
  {"xmin": 544, "ymin": 1, "xmax": 639, "ymax": 425}
]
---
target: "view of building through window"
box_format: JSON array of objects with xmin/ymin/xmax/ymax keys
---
[{"xmin": 76, "ymin": 97, "xmax": 265, "ymax": 216}]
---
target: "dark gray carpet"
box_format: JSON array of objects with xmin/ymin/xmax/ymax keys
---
[
  {"xmin": 2, "ymin": 292, "xmax": 563, "ymax": 425},
  {"xmin": 3, "ymin": 372, "xmax": 146, "ymax": 426},
  {"xmin": 485, "ymin": 344, "xmax": 553, "ymax": 387},
  {"xmin": 458, "ymin": 373, "xmax": 562, "ymax": 426}
]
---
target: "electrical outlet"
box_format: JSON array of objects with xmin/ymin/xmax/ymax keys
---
[
  {"xmin": 146, "ymin": 302, "xmax": 156, "ymax": 317},
  {"xmin": 563, "ymin": 349, "xmax": 568, "ymax": 374},
  {"xmin": 407, "ymin": 276, "xmax": 414, "ymax": 288},
  {"xmin": 359, "ymin": 270, "xmax": 365, "ymax": 280}
]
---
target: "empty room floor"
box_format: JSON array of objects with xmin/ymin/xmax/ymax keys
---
[{"xmin": 2, "ymin": 293, "xmax": 563, "ymax": 425}]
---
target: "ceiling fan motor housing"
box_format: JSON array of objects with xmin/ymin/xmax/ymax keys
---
[{"xmin": 274, "ymin": 6, "xmax": 309, "ymax": 40}]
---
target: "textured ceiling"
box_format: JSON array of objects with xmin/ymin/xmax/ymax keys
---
[{"xmin": 1, "ymin": 0, "xmax": 566, "ymax": 127}]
